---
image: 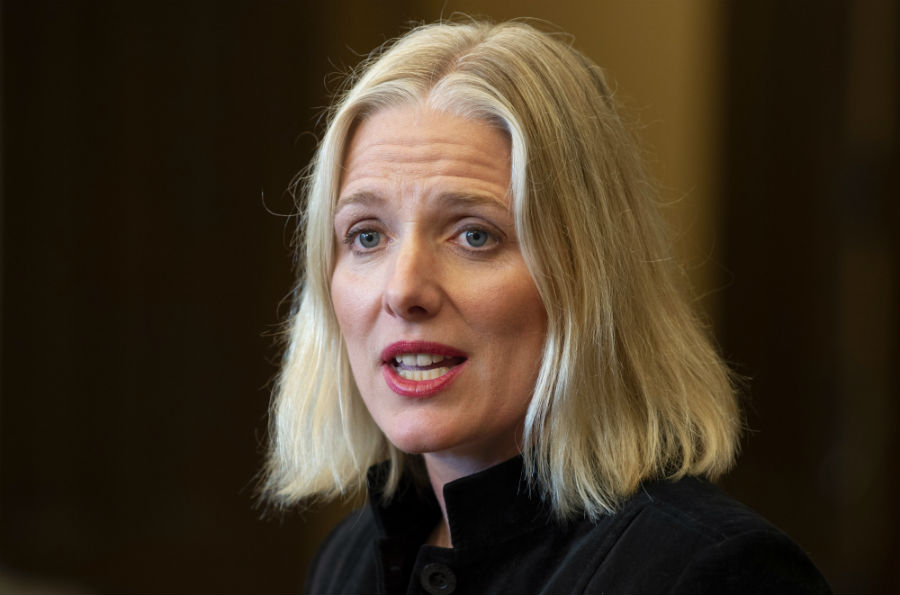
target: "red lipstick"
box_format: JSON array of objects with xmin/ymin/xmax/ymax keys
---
[{"xmin": 381, "ymin": 341, "xmax": 468, "ymax": 398}]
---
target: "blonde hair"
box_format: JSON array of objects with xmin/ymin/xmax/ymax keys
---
[{"xmin": 265, "ymin": 19, "xmax": 740, "ymax": 519}]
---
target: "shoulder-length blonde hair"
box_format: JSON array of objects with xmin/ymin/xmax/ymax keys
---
[{"xmin": 265, "ymin": 19, "xmax": 740, "ymax": 519}]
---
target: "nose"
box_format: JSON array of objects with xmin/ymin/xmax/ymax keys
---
[{"xmin": 382, "ymin": 236, "xmax": 442, "ymax": 320}]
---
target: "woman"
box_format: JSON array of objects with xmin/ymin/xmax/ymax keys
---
[{"xmin": 265, "ymin": 20, "xmax": 830, "ymax": 594}]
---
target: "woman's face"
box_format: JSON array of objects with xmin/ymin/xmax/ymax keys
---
[{"xmin": 331, "ymin": 104, "xmax": 546, "ymax": 466}]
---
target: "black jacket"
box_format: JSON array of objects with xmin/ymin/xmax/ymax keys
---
[{"xmin": 305, "ymin": 456, "xmax": 830, "ymax": 594}]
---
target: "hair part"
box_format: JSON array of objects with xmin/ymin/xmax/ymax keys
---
[{"xmin": 264, "ymin": 19, "xmax": 741, "ymax": 519}]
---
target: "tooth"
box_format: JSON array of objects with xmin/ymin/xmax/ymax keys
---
[
  {"xmin": 426, "ymin": 368, "xmax": 446, "ymax": 381},
  {"xmin": 397, "ymin": 366, "xmax": 453, "ymax": 382},
  {"xmin": 416, "ymin": 353, "xmax": 433, "ymax": 366},
  {"xmin": 401, "ymin": 354, "xmax": 417, "ymax": 366}
]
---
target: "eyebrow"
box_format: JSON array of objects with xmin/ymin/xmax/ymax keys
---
[
  {"xmin": 439, "ymin": 192, "xmax": 510, "ymax": 212},
  {"xmin": 335, "ymin": 191, "xmax": 385, "ymax": 212},
  {"xmin": 335, "ymin": 190, "xmax": 510, "ymax": 213}
]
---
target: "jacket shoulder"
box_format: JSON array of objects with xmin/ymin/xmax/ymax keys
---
[
  {"xmin": 583, "ymin": 477, "xmax": 831, "ymax": 594},
  {"xmin": 303, "ymin": 506, "xmax": 379, "ymax": 595}
]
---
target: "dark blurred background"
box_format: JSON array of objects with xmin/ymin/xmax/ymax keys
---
[{"xmin": 1, "ymin": 1, "xmax": 896, "ymax": 593}]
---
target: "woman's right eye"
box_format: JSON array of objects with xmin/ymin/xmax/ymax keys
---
[
  {"xmin": 347, "ymin": 229, "xmax": 381, "ymax": 250},
  {"xmin": 358, "ymin": 231, "xmax": 380, "ymax": 248}
]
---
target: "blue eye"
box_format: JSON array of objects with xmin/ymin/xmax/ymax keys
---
[
  {"xmin": 357, "ymin": 230, "xmax": 380, "ymax": 249},
  {"xmin": 464, "ymin": 229, "xmax": 489, "ymax": 247}
]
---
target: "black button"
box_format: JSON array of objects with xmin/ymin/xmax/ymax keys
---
[{"xmin": 420, "ymin": 562, "xmax": 456, "ymax": 595}]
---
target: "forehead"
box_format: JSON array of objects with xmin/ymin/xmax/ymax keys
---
[{"xmin": 338, "ymin": 104, "xmax": 512, "ymax": 205}]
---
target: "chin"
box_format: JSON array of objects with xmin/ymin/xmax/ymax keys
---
[
  {"xmin": 383, "ymin": 423, "xmax": 457, "ymax": 456},
  {"xmin": 387, "ymin": 434, "xmax": 449, "ymax": 456}
]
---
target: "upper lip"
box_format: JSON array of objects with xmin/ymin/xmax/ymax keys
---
[{"xmin": 381, "ymin": 341, "xmax": 468, "ymax": 363}]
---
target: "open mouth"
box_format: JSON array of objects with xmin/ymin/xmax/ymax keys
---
[
  {"xmin": 380, "ymin": 342, "xmax": 468, "ymax": 397},
  {"xmin": 390, "ymin": 353, "xmax": 467, "ymax": 381}
]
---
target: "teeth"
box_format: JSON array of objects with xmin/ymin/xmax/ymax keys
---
[
  {"xmin": 397, "ymin": 367, "xmax": 451, "ymax": 381},
  {"xmin": 395, "ymin": 353, "xmax": 446, "ymax": 366}
]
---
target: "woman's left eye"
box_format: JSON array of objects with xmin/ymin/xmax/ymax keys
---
[{"xmin": 457, "ymin": 228, "xmax": 496, "ymax": 249}]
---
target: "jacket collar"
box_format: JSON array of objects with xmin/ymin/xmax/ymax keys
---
[{"xmin": 366, "ymin": 455, "xmax": 551, "ymax": 550}]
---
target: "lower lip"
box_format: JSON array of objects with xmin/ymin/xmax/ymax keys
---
[{"xmin": 382, "ymin": 360, "xmax": 468, "ymax": 398}]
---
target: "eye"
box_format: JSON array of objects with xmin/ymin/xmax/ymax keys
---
[
  {"xmin": 357, "ymin": 230, "xmax": 381, "ymax": 249},
  {"xmin": 343, "ymin": 227, "xmax": 383, "ymax": 252},
  {"xmin": 453, "ymin": 225, "xmax": 500, "ymax": 251},
  {"xmin": 464, "ymin": 229, "xmax": 490, "ymax": 247}
]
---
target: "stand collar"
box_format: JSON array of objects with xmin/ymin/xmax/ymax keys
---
[{"xmin": 366, "ymin": 456, "xmax": 551, "ymax": 550}]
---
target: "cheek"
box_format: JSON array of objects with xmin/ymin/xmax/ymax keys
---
[
  {"xmin": 332, "ymin": 263, "xmax": 369, "ymax": 317},
  {"xmin": 463, "ymin": 268, "xmax": 547, "ymax": 368},
  {"xmin": 330, "ymin": 267, "xmax": 382, "ymax": 403},
  {"xmin": 330, "ymin": 267, "xmax": 373, "ymax": 352},
  {"xmin": 504, "ymin": 289, "xmax": 546, "ymax": 374},
  {"xmin": 483, "ymin": 273, "xmax": 546, "ymax": 337}
]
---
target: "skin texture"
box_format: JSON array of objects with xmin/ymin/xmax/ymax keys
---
[{"xmin": 330, "ymin": 104, "xmax": 547, "ymax": 546}]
